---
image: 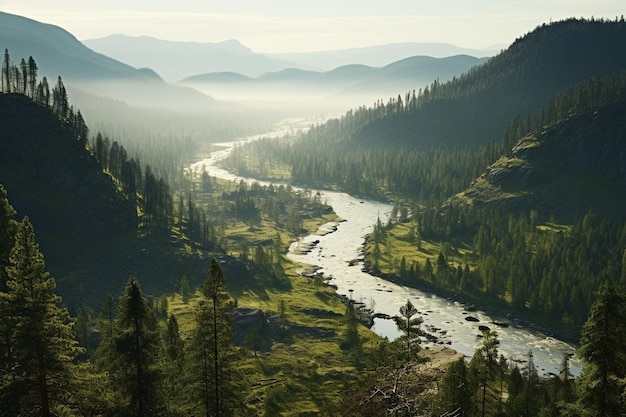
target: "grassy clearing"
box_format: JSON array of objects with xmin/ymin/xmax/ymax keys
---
[{"xmin": 166, "ymin": 256, "xmax": 381, "ymax": 416}]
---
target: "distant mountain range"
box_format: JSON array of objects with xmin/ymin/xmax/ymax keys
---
[
  {"xmin": 267, "ymin": 42, "xmax": 501, "ymax": 73},
  {"xmin": 179, "ymin": 55, "xmax": 489, "ymax": 111},
  {"xmin": 0, "ymin": 11, "xmax": 218, "ymax": 111},
  {"xmin": 1, "ymin": 10, "xmax": 494, "ymax": 115},
  {"xmin": 83, "ymin": 35, "xmax": 298, "ymax": 82},
  {"xmin": 84, "ymin": 34, "xmax": 499, "ymax": 82}
]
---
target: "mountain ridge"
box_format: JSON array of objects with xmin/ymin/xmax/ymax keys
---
[
  {"xmin": 0, "ymin": 11, "xmax": 220, "ymax": 111},
  {"xmin": 84, "ymin": 34, "xmax": 498, "ymax": 82},
  {"xmin": 348, "ymin": 18, "xmax": 626, "ymax": 149}
]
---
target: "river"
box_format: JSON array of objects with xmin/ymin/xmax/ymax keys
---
[{"xmin": 189, "ymin": 118, "xmax": 581, "ymax": 377}]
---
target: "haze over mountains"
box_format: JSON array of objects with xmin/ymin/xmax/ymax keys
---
[
  {"xmin": 84, "ymin": 34, "xmax": 499, "ymax": 81},
  {"xmin": 1, "ymin": 9, "xmax": 495, "ymax": 117},
  {"xmin": 83, "ymin": 33, "xmax": 492, "ymax": 112},
  {"xmin": 0, "ymin": 11, "xmax": 218, "ymax": 111}
]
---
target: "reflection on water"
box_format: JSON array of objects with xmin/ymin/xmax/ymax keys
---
[{"xmin": 190, "ymin": 120, "xmax": 582, "ymax": 377}]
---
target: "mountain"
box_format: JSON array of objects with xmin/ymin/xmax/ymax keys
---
[
  {"xmin": 346, "ymin": 18, "xmax": 626, "ymax": 149},
  {"xmin": 0, "ymin": 93, "xmax": 213, "ymax": 308},
  {"xmin": 0, "ymin": 11, "xmax": 145, "ymax": 81},
  {"xmin": 0, "ymin": 11, "xmax": 218, "ymax": 111},
  {"xmin": 83, "ymin": 34, "xmax": 299, "ymax": 81},
  {"xmin": 267, "ymin": 42, "xmax": 501, "ymax": 71},
  {"xmin": 180, "ymin": 55, "xmax": 488, "ymax": 112},
  {"xmin": 83, "ymin": 35, "xmax": 498, "ymax": 83}
]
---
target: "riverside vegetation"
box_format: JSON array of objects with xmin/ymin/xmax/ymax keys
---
[{"xmin": 2, "ymin": 17, "xmax": 626, "ymax": 417}]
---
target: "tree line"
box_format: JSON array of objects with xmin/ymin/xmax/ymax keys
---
[{"xmin": 2, "ymin": 49, "xmax": 89, "ymax": 146}]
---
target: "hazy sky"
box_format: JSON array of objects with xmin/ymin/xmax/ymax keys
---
[{"xmin": 3, "ymin": 1, "xmax": 625, "ymax": 53}]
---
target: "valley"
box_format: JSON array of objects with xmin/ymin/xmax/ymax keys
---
[
  {"xmin": 189, "ymin": 119, "xmax": 581, "ymax": 377},
  {"xmin": 1, "ymin": 9, "xmax": 626, "ymax": 417}
]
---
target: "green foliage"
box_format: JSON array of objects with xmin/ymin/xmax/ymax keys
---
[
  {"xmin": 468, "ymin": 330, "xmax": 504, "ymax": 417},
  {"xmin": 105, "ymin": 278, "xmax": 164, "ymax": 416},
  {"xmin": 577, "ymin": 281, "xmax": 626, "ymax": 416},
  {"xmin": 186, "ymin": 259, "xmax": 245, "ymax": 417},
  {"xmin": 340, "ymin": 302, "xmax": 362, "ymax": 352},
  {"xmin": 393, "ymin": 299, "xmax": 425, "ymax": 362},
  {"xmin": 0, "ymin": 216, "xmax": 83, "ymax": 416},
  {"xmin": 434, "ymin": 358, "xmax": 473, "ymax": 416}
]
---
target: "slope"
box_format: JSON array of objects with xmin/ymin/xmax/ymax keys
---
[
  {"xmin": 456, "ymin": 99, "xmax": 626, "ymax": 222},
  {"xmin": 350, "ymin": 18, "xmax": 626, "ymax": 149},
  {"xmin": 0, "ymin": 93, "xmax": 211, "ymax": 308},
  {"xmin": 0, "ymin": 11, "xmax": 218, "ymax": 111},
  {"xmin": 84, "ymin": 34, "xmax": 297, "ymax": 81}
]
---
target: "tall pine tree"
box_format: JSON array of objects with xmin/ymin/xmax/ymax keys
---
[
  {"xmin": 187, "ymin": 258, "xmax": 244, "ymax": 417},
  {"xmin": 109, "ymin": 278, "xmax": 163, "ymax": 417},
  {"xmin": 577, "ymin": 281, "xmax": 626, "ymax": 417},
  {"xmin": 0, "ymin": 216, "xmax": 82, "ymax": 416}
]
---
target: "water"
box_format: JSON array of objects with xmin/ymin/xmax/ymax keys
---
[{"xmin": 189, "ymin": 119, "xmax": 581, "ymax": 377}]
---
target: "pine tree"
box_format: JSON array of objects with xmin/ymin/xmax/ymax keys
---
[
  {"xmin": 393, "ymin": 299, "xmax": 425, "ymax": 362},
  {"xmin": 0, "ymin": 185, "xmax": 17, "ymax": 289},
  {"xmin": 435, "ymin": 357, "xmax": 473, "ymax": 416},
  {"xmin": 2, "ymin": 49, "xmax": 11, "ymax": 93},
  {"xmin": 468, "ymin": 330, "xmax": 501, "ymax": 417},
  {"xmin": 0, "ymin": 216, "xmax": 82, "ymax": 416},
  {"xmin": 577, "ymin": 281, "xmax": 626, "ymax": 417},
  {"xmin": 110, "ymin": 278, "xmax": 163, "ymax": 417},
  {"xmin": 186, "ymin": 258, "xmax": 244, "ymax": 417},
  {"xmin": 163, "ymin": 314, "xmax": 186, "ymax": 414}
]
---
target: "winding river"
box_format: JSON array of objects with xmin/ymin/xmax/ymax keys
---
[{"xmin": 190, "ymin": 117, "xmax": 581, "ymax": 377}]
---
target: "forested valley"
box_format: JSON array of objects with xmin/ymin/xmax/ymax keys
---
[
  {"xmin": 1, "ymin": 15, "xmax": 626, "ymax": 417},
  {"xmin": 223, "ymin": 18, "xmax": 626, "ymax": 334}
]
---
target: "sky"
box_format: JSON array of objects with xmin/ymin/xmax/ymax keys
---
[{"xmin": 2, "ymin": 1, "xmax": 625, "ymax": 53}]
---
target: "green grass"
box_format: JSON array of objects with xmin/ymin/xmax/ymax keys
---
[
  {"xmin": 165, "ymin": 256, "xmax": 380, "ymax": 416},
  {"xmin": 160, "ymin": 172, "xmax": 375, "ymax": 415}
]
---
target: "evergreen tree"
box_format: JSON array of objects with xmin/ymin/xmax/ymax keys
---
[
  {"xmin": 340, "ymin": 301, "xmax": 362, "ymax": 353},
  {"xmin": 435, "ymin": 357, "xmax": 473, "ymax": 416},
  {"xmin": 164, "ymin": 314, "xmax": 186, "ymax": 414},
  {"xmin": 0, "ymin": 216, "xmax": 82, "ymax": 416},
  {"xmin": 2, "ymin": 49, "xmax": 11, "ymax": 93},
  {"xmin": 393, "ymin": 299, "xmax": 425, "ymax": 362},
  {"xmin": 468, "ymin": 330, "xmax": 502, "ymax": 417},
  {"xmin": 109, "ymin": 278, "xmax": 163, "ymax": 417},
  {"xmin": 0, "ymin": 185, "xmax": 17, "ymax": 289},
  {"xmin": 27, "ymin": 56, "xmax": 37, "ymax": 98},
  {"xmin": 577, "ymin": 281, "xmax": 626, "ymax": 417},
  {"xmin": 186, "ymin": 258, "xmax": 244, "ymax": 417}
]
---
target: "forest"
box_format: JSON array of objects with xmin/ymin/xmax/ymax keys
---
[{"xmin": 2, "ymin": 16, "xmax": 626, "ymax": 417}]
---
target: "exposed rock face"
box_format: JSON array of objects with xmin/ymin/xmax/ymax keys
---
[{"xmin": 453, "ymin": 101, "xmax": 626, "ymax": 221}]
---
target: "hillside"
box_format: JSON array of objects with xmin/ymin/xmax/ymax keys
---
[
  {"xmin": 182, "ymin": 55, "xmax": 487, "ymax": 93},
  {"xmin": 456, "ymin": 99, "xmax": 626, "ymax": 221},
  {"xmin": 0, "ymin": 93, "xmax": 214, "ymax": 308},
  {"xmin": 0, "ymin": 11, "xmax": 219, "ymax": 111},
  {"xmin": 348, "ymin": 18, "xmax": 626, "ymax": 148},
  {"xmin": 225, "ymin": 18, "xmax": 626, "ymax": 207}
]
